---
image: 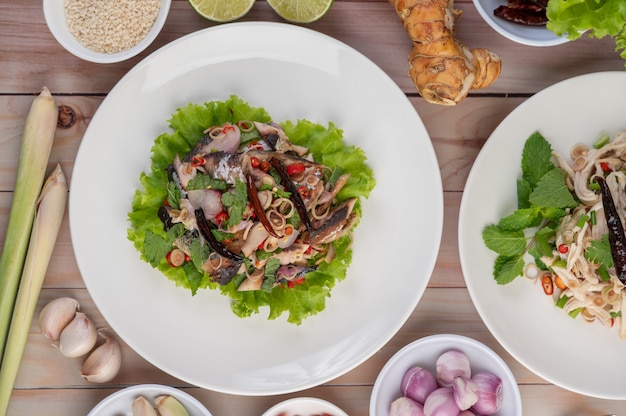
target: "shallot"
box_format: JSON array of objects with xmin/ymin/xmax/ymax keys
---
[
  {"xmin": 423, "ymin": 387, "xmax": 460, "ymax": 416},
  {"xmin": 470, "ymin": 372, "xmax": 503, "ymax": 415},
  {"xmin": 436, "ymin": 351, "xmax": 471, "ymax": 386},
  {"xmin": 402, "ymin": 366, "xmax": 438, "ymax": 404},
  {"xmin": 390, "ymin": 397, "xmax": 425, "ymax": 416}
]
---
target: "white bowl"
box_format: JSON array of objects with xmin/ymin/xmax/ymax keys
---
[
  {"xmin": 43, "ymin": 0, "xmax": 171, "ymax": 63},
  {"xmin": 262, "ymin": 397, "xmax": 349, "ymax": 416},
  {"xmin": 87, "ymin": 384, "xmax": 212, "ymax": 416},
  {"xmin": 370, "ymin": 334, "xmax": 522, "ymax": 416},
  {"xmin": 472, "ymin": 0, "xmax": 567, "ymax": 46}
]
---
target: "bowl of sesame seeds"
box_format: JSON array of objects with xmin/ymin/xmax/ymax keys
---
[{"xmin": 43, "ymin": 0, "xmax": 171, "ymax": 64}]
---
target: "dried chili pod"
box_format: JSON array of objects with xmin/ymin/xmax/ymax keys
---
[
  {"xmin": 494, "ymin": 6, "xmax": 548, "ymax": 26},
  {"xmin": 245, "ymin": 173, "xmax": 279, "ymax": 238},
  {"xmin": 596, "ymin": 176, "xmax": 626, "ymax": 284},
  {"xmin": 194, "ymin": 208, "xmax": 243, "ymax": 261},
  {"xmin": 269, "ymin": 157, "xmax": 314, "ymax": 233}
]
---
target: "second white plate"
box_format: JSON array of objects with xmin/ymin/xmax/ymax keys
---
[{"xmin": 459, "ymin": 71, "xmax": 626, "ymax": 399}]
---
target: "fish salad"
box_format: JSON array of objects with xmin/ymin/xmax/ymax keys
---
[{"xmin": 128, "ymin": 96, "xmax": 375, "ymax": 324}]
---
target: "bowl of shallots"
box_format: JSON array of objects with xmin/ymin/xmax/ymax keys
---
[{"xmin": 370, "ymin": 334, "xmax": 522, "ymax": 416}]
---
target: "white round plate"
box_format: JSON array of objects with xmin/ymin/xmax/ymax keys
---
[
  {"xmin": 459, "ymin": 71, "xmax": 626, "ymax": 399},
  {"xmin": 87, "ymin": 384, "xmax": 211, "ymax": 415},
  {"xmin": 70, "ymin": 22, "xmax": 443, "ymax": 395},
  {"xmin": 472, "ymin": 0, "xmax": 567, "ymax": 47}
]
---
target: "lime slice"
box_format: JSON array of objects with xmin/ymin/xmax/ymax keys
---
[
  {"xmin": 266, "ymin": 0, "xmax": 333, "ymax": 23},
  {"xmin": 188, "ymin": 0, "xmax": 255, "ymax": 22}
]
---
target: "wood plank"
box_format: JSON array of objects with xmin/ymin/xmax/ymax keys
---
[
  {"xmin": 1, "ymin": 1, "xmax": 623, "ymax": 95},
  {"xmin": 8, "ymin": 383, "xmax": 626, "ymax": 415}
]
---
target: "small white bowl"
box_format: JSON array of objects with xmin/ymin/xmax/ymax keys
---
[
  {"xmin": 43, "ymin": 0, "xmax": 171, "ymax": 63},
  {"xmin": 262, "ymin": 397, "xmax": 349, "ymax": 416},
  {"xmin": 87, "ymin": 384, "xmax": 212, "ymax": 416},
  {"xmin": 472, "ymin": 0, "xmax": 567, "ymax": 47},
  {"xmin": 370, "ymin": 334, "xmax": 522, "ymax": 416}
]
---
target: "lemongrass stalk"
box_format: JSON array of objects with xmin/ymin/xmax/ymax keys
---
[
  {"xmin": 0, "ymin": 87, "xmax": 58, "ymax": 361},
  {"xmin": 0, "ymin": 165, "xmax": 67, "ymax": 415}
]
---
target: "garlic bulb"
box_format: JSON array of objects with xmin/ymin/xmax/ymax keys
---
[
  {"xmin": 58, "ymin": 312, "xmax": 97, "ymax": 358},
  {"xmin": 435, "ymin": 350, "xmax": 471, "ymax": 387},
  {"xmin": 38, "ymin": 297, "xmax": 79, "ymax": 342},
  {"xmin": 132, "ymin": 395, "xmax": 158, "ymax": 416},
  {"xmin": 155, "ymin": 395, "xmax": 190, "ymax": 416},
  {"xmin": 470, "ymin": 372, "xmax": 503, "ymax": 416},
  {"xmin": 80, "ymin": 333, "xmax": 122, "ymax": 383}
]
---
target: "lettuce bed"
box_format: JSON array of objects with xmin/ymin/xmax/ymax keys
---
[{"xmin": 127, "ymin": 96, "xmax": 376, "ymax": 324}]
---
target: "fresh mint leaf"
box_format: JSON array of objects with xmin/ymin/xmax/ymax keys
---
[
  {"xmin": 221, "ymin": 179, "xmax": 248, "ymax": 228},
  {"xmin": 522, "ymin": 132, "xmax": 554, "ymax": 189},
  {"xmin": 261, "ymin": 258, "xmax": 281, "ymax": 292},
  {"xmin": 517, "ymin": 178, "xmax": 532, "ymax": 209},
  {"xmin": 166, "ymin": 181, "xmax": 180, "ymax": 209},
  {"xmin": 482, "ymin": 224, "xmax": 527, "ymax": 256},
  {"xmin": 190, "ymin": 238, "xmax": 210, "ymax": 272},
  {"xmin": 534, "ymin": 225, "xmax": 556, "ymax": 258},
  {"xmin": 187, "ymin": 173, "xmax": 229, "ymax": 191},
  {"xmin": 493, "ymin": 254, "xmax": 525, "ymax": 284},
  {"xmin": 529, "ymin": 169, "xmax": 578, "ymax": 208},
  {"xmin": 539, "ymin": 206, "xmax": 567, "ymax": 221},
  {"xmin": 143, "ymin": 230, "xmax": 171, "ymax": 267},
  {"xmin": 585, "ymin": 233, "xmax": 613, "ymax": 267},
  {"xmin": 498, "ymin": 207, "xmax": 541, "ymax": 231}
]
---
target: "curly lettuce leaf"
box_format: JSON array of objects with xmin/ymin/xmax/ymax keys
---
[
  {"xmin": 546, "ymin": 0, "xmax": 626, "ymax": 64},
  {"xmin": 127, "ymin": 96, "xmax": 376, "ymax": 325}
]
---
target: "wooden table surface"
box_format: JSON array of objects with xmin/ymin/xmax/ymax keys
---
[{"xmin": 2, "ymin": 0, "xmax": 626, "ymax": 415}]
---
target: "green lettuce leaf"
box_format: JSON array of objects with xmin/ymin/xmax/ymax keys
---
[
  {"xmin": 127, "ymin": 95, "xmax": 376, "ymax": 325},
  {"xmin": 546, "ymin": 0, "xmax": 626, "ymax": 64}
]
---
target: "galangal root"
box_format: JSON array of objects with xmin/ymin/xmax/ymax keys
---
[{"xmin": 390, "ymin": 0, "xmax": 502, "ymax": 105}]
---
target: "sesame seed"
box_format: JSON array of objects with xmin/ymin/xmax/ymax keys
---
[{"xmin": 64, "ymin": 0, "xmax": 161, "ymax": 54}]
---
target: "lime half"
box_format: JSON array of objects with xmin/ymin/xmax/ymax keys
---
[
  {"xmin": 188, "ymin": 0, "xmax": 255, "ymax": 22},
  {"xmin": 266, "ymin": 0, "xmax": 333, "ymax": 23}
]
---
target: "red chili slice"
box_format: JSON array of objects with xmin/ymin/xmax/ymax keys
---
[
  {"xmin": 286, "ymin": 163, "xmax": 306, "ymax": 176},
  {"xmin": 541, "ymin": 275, "xmax": 554, "ymax": 295}
]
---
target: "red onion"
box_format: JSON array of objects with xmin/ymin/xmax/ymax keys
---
[{"xmin": 401, "ymin": 366, "xmax": 439, "ymax": 404}]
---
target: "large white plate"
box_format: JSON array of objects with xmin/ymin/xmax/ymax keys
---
[
  {"xmin": 459, "ymin": 71, "xmax": 626, "ymax": 399},
  {"xmin": 69, "ymin": 22, "xmax": 443, "ymax": 395}
]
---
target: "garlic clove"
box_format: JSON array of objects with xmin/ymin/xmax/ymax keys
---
[
  {"xmin": 401, "ymin": 366, "xmax": 438, "ymax": 405},
  {"xmin": 38, "ymin": 297, "xmax": 79, "ymax": 343},
  {"xmin": 470, "ymin": 372, "xmax": 503, "ymax": 416},
  {"xmin": 423, "ymin": 387, "xmax": 461, "ymax": 416},
  {"xmin": 390, "ymin": 396, "xmax": 425, "ymax": 416},
  {"xmin": 132, "ymin": 395, "xmax": 158, "ymax": 416},
  {"xmin": 58, "ymin": 311, "xmax": 97, "ymax": 358},
  {"xmin": 435, "ymin": 350, "xmax": 471, "ymax": 387},
  {"xmin": 80, "ymin": 333, "xmax": 122, "ymax": 383},
  {"xmin": 155, "ymin": 395, "xmax": 190, "ymax": 416},
  {"xmin": 452, "ymin": 376, "xmax": 478, "ymax": 410}
]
